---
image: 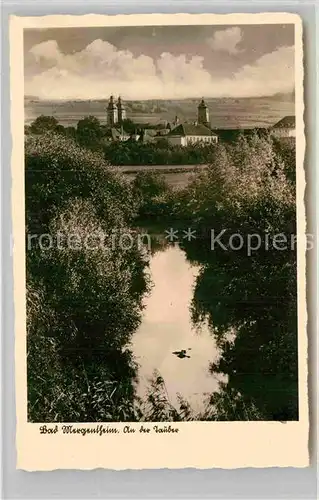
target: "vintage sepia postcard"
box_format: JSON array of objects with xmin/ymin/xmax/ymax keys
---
[{"xmin": 11, "ymin": 12, "xmax": 309, "ymax": 470}]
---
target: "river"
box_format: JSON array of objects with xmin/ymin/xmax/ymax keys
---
[{"xmin": 131, "ymin": 243, "xmax": 223, "ymax": 413}]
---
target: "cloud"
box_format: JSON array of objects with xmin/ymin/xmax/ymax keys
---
[
  {"xmin": 25, "ymin": 39, "xmax": 294, "ymax": 100},
  {"xmin": 231, "ymin": 46, "xmax": 295, "ymax": 96},
  {"xmin": 206, "ymin": 27, "xmax": 243, "ymax": 54}
]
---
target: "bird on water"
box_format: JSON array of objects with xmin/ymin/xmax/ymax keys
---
[{"xmin": 172, "ymin": 349, "xmax": 191, "ymax": 359}]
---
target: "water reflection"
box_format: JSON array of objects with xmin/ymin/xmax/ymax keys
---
[{"xmin": 132, "ymin": 245, "xmax": 223, "ymax": 412}]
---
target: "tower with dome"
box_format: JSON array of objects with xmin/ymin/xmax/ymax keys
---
[{"xmin": 197, "ymin": 98, "xmax": 210, "ymax": 127}]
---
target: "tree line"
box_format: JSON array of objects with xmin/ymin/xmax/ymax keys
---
[{"xmin": 26, "ymin": 114, "xmax": 293, "ymax": 167}]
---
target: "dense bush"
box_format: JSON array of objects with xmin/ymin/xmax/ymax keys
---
[
  {"xmin": 26, "ymin": 135, "xmax": 150, "ymax": 422},
  {"xmin": 131, "ymin": 171, "xmax": 175, "ymax": 220},
  {"xmin": 76, "ymin": 115, "xmax": 103, "ymax": 150},
  {"xmin": 25, "ymin": 128, "xmax": 298, "ymax": 422},
  {"xmin": 25, "ymin": 134, "xmax": 138, "ymax": 233},
  {"xmin": 176, "ymin": 133, "xmax": 295, "ymax": 235},
  {"xmin": 176, "ymin": 133, "xmax": 298, "ymax": 420},
  {"xmin": 29, "ymin": 115, "xmax": 60, "ymax": 134}
]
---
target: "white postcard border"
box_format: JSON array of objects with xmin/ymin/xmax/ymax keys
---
[{"xmin": 11, "ymin": 12, "xmax": 308, "ymax": 471}]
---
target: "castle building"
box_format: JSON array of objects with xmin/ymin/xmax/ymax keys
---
[
  {"xmin": 197, "ymin": 98, "xmax": 210, "ymax": 127},
  {"xmin": 107, "ymin": 95, "xmax": 118, "ymax": 127}
]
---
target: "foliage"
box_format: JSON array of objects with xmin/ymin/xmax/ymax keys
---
[
  {"xmin": 25, "ymin": 133, "xmax": 138, "ymax": 233},
  {"xmin": 175, "ymin": 133, "xmax": 298, "ymax": 420},
  {"xmin": 103, "ymin": 140, "xmax": 218, "ymax": 166},
  {"xmin": 64, "ymin": 126, "xmax": 77, "ymax": 139},
  {"xmin": 131, "ymin": 171, "xmax": 176, "ymax": 220},
  {"xmin": 29, "ymin": 115, "xmax": 103, "ymax": 150},
  {"xmin": 121, "ymin": 118, "xmax": 138, "ymax": 135},
  {"xmin": 200, "ymin": 383, "xmax": 264, "ymax": 421},
  {"xmin": 175, "ymin": 133, "xmax": 295, "ymax": 235},
  {"xmin": 182, "ymin": 245, "xmax": 298, "ymax": 420},
  {"xmin": 272, "ymin": 137, "xmax": 296, "ymax": 183}
]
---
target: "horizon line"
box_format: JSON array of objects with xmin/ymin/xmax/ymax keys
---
[{"xmin": 24, "ymin": 92, "xmax": 295, "ymax": 102}]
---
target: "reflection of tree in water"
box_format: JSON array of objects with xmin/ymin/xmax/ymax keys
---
[{"xmin": 181, "ymin": 239, "xmax": 298, "ymax": 421}]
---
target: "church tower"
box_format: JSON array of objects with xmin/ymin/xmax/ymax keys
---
[
  {"xmin": 107, "ymin": 95, "xmax": 118, "ymax": 127},
  {"xmin": 197, "ymin": 98, "xmax": 210, "ymax": 127},
  {"xmin": 117, "ymin": 96, "xmax": 126, "ymax": 124},
  {"xmin": 173, "ymin": 115, "xmax": 180, "ymax": 127}
]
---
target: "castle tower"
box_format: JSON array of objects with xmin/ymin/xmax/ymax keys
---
[
  {"xmin": 197, "ymin": 98, "xmax": 210, "ymax": 127},
  {"xmin": 117, "ymin": 96, "xmax": 126, "ymax": 124},
  {"xmin": 173, "ymin": 115, "xmax": 180, "ymax": 127},
  {"xmin": 107, "ymin": 95, "xmax": 118, "ymax": 127}
]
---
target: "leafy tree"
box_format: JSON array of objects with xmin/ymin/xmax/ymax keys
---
[
  {"xmin": 55, "ymin": 124, "xmax": 66, "ymax": 135},
  {"xmin": 26, "ymin": 135, "xmax": 150, "ymax": 421},
  {"xmin": 131, "ymin": 171, "xmax": 172, "ymax": 219},
  {"xmin": 64, "ymin": 126, "xmax": 77, "ymax": 139},
  {"xmin": 122, "ymin": 118, "xmax": 137, "ymax": 135},
  {"xmin": 25, "ymin": 134, "xmax": 138, "ymax": 232},
  {"xmin": 272, "ymin": 137, "xmax": 296, "ymax": 183},
  {"xmin": 175, "ymin": 133, "xmax": 297, "ymax": 420},
  {"xmin": 103, "ymin": 139, "xmax": 219, "ymax": 166},
  {"xmin": 30, "ymin": 115, "xmax": 59, "ymax": 134}
]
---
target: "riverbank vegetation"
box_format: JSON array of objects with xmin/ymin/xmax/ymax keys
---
[
  {"xmin": 103, "ymin": 140, "xmax": 219, "ymax": 166},
  {"xmin": 26, "ymin": 124, "xmax": 297, "ymax": 422},
  {"xmin": 176, "ymin": 132, "xmax": 298, "ymax": 420}
]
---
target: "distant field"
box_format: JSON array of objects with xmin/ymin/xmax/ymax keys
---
[
  {"xmin": 25, "ymin": 95, "xmax": 295, "ymax": 129},
  {"xmin": 118, "ymin": 165, "xmax": 207, "ymax": 173}
]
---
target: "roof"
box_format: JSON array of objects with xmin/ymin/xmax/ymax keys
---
[
  {"xmin": 168, "ymin": 123, "xmax": 217, "ymax": 137},
  {"xmin": 273, "ymin": 116, "xmax": 295, "ymax": 128}
]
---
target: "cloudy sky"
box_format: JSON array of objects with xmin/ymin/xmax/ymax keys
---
[{"xmin": 24, "ymin": 24, "xmax": 295, "ymax": 100}]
